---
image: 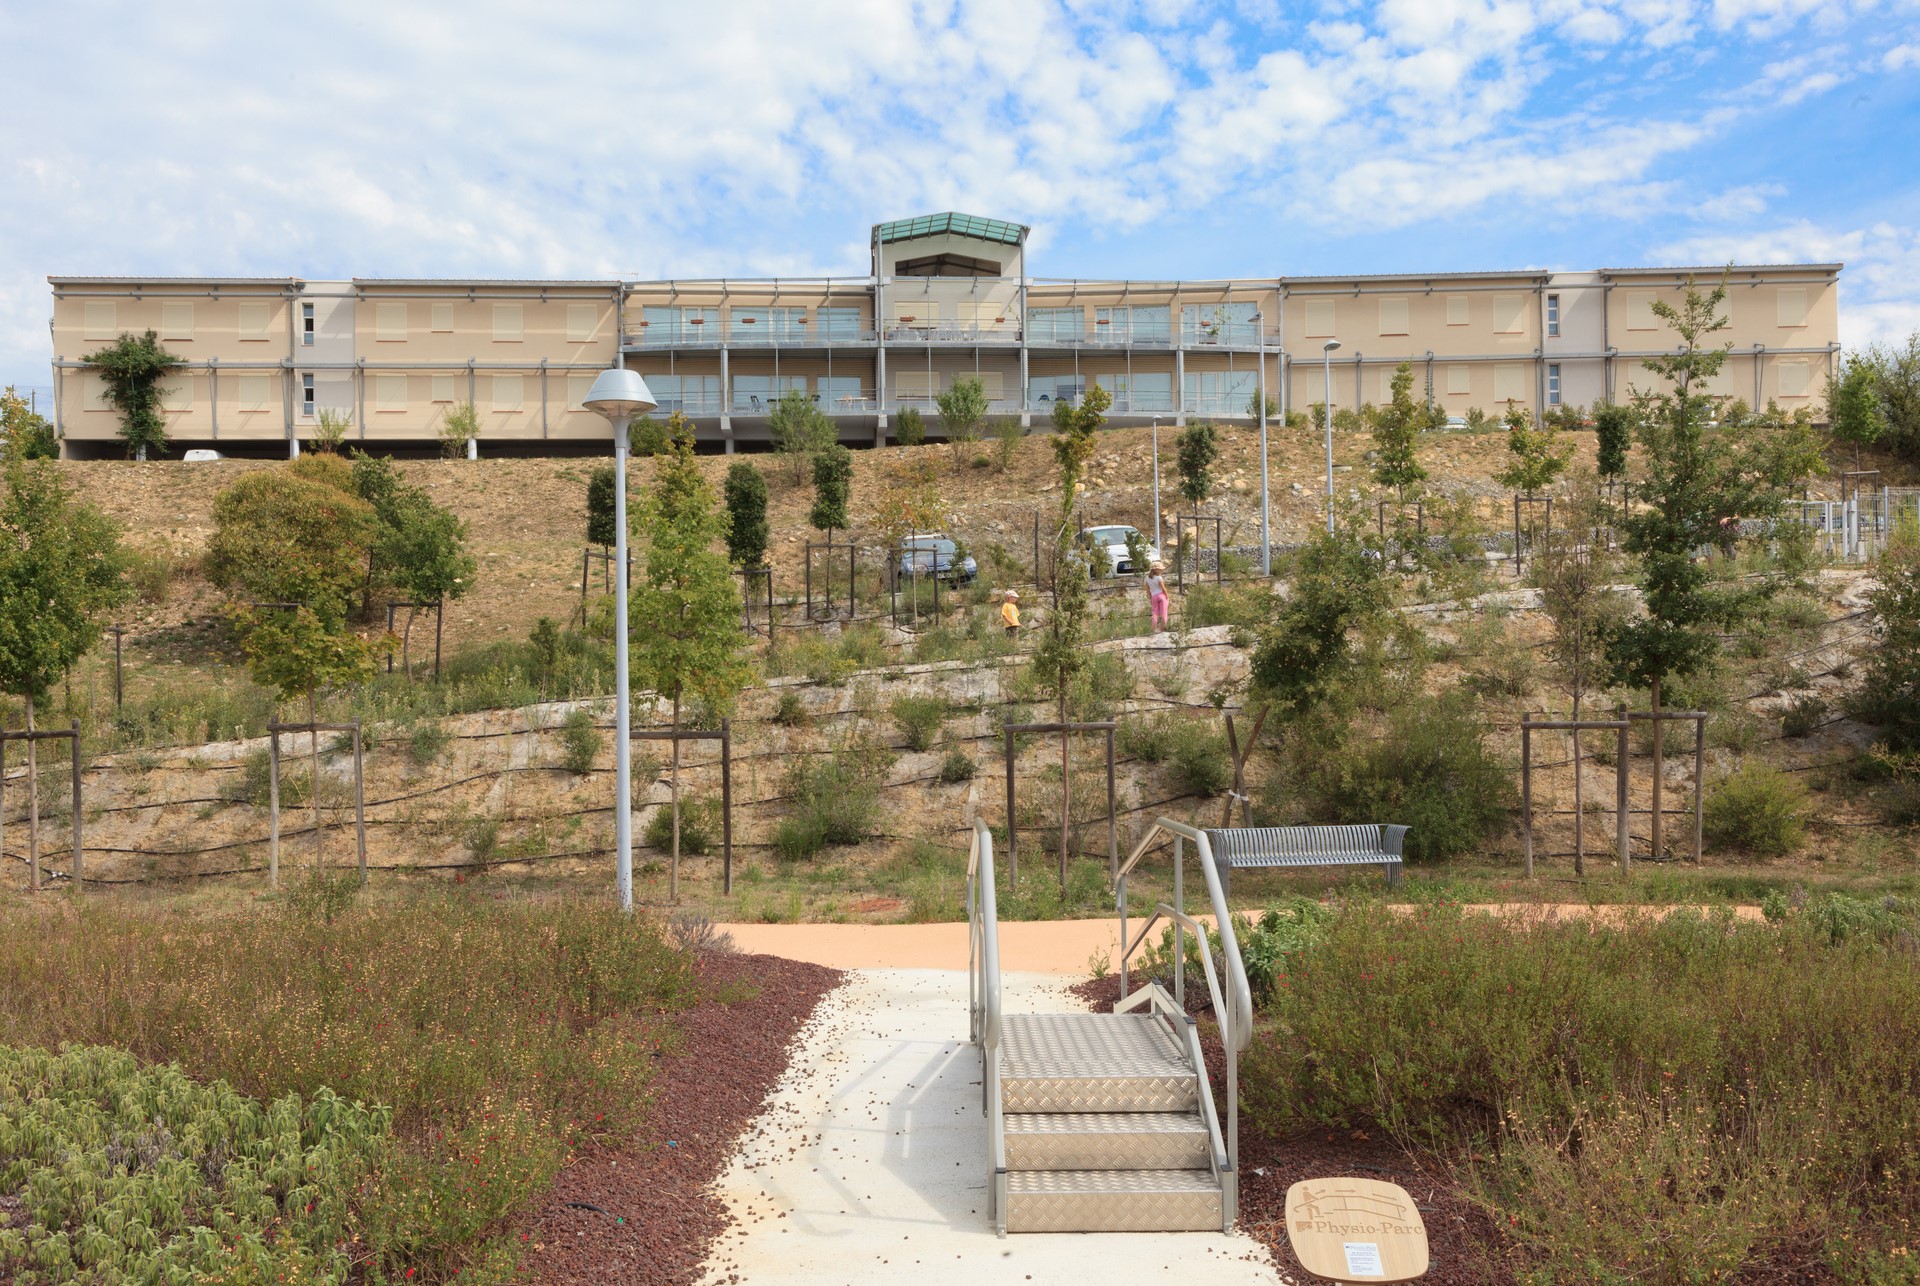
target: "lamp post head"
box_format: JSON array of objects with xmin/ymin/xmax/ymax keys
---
[
  {"xmin": 583, "ymin": 368, "xmax": 657, "ymax": 423},
  {"xmin": 1323, "ymin": 340, "xmax": 1342, "ymax": 353}
]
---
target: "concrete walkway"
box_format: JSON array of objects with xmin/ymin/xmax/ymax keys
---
[{"xmin": 697, "ymin": 968, "xmax": 1285, "ymax": 1285}]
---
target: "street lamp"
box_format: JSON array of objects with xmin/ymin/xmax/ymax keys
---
[
  {"xmin": 583, "ymin": 367, "xmax": 657, "ymax": 913},
  {"xmin": 1256, "ymin": 311, "xmax": 1271, "ymax": 576},
  {"xmin": 1322, "ymin": 340, "xmax": 1342, "ymax": 535},
  {"xmin": 1151, "ymin": 417, "xmax": 1162, "ymax": 552}
]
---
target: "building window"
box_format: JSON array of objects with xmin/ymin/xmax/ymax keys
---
[
  {"xmin": 1777, "ymin": 287, "xmax": 1809, "ymax": 328},
  {"xmin": 82, "ymin": 302, "xmax": 117, "ymax": 341},
  {"xmin": 1028, "ymin": 376, "xmax": 1086, "ymax": 407},
  {"xmin": 567, "ymin": 303, "xmax": 597, "ymax": 343},
  {"xmin": 301, "ymin": 373, "xmax": 315, "ymax": 418},
  {"xmin": 431, "ymin": 303, "xmax": 454, "ymax": 332},
  {"xmin": 818, "ymin": 376, "xmax": 863, "ymax": 411},
  {"xmin": 1547, "ymin": 363, "xmax": 1562, "ymax": 406},
  {"xmin": 1446, "ymin": 363, "xmax": 1471, "ymax": 395},
  {"xmin": 239, "ymin": 302, "xmax": 272, "ymax": 342},
  {"xmin": 1778, "ymin": 359, "xmax": 1811, "ymax": 397},
  {"xmin": 160, "ymin": 302, "xmax": 195, "ymax": 342},
  {"xmin": 1181, "ymin": 370, "xmax": 1256, "ymax": 414},
  {"xmin": 375, "ymin": 303, "xmax": 408, "ymax": 342},
  {"xmin": 237, "ymin": 373, "xmax": 271, "ymax": 412},
  {"xmin": 816, "ymin": 308, "xmax": 860, "ymax": 342},
  {"xmin": 1445, "ymin": 295, "xmax": 1468, "ymax": 326},
  {"xmin": 1494, "ymin": 363, "xmax": 1526, "ymax": 402},
  {"xmin": 375, "ymin": 374, "xmax": 407, "ymax": 413},
  {"xmin": 301, "ymin": 302, "xmax": 315, "ymax": 346},
  {"xmin": 1493, "ymin": 294, "xmax": 1526, "ymax": 335},
  {"xmin": 767, "ymin": 307, "xmax": 808, "ymax": 341},
  {"xmin": 1546, "ymin": 294, "xmax": 1560, "ymax": 337},
  {"xmin": 1028, "ymin": 307, "xmax": 1082, "ymax": 342},
  {"xmin": 491, "ymin": 373, "xmax": 524, "ymax": 411},
  {"xmin": 492, "ymin": 304, "xmax": 523, "ymax": 343},
  {"xmin": 431, "ymin": 374, "xmax": 455, "ymax": 404},
  {"xmin": 1303, "ymin": 299, "xmax": 1336, "ymax": 339},
  {"xmin": 1378, "ymin": 297, "xmax": 1409, "ymax": 336},
  {"xmin": 1625, "ymin": 291, "xmax": 1657, "ymax": 331}
]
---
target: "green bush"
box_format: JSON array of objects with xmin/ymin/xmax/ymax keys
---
[
  {"xmin": 557, "ymin": 707, "xmax": 604, "ymax": 775},
  {"xmin": 1301, "ymin": 692, "xmax": 1513, "ymax": 862},
  {"xmin": 405, "ymin": 718, "xmax": 452, "ymax": 767},
  {"xmin": 1779, "ymin": 691, "xmax": 1828, "ymax": 738},
  {"xmin": 772, "ymin": 740, "xmax": 891, "ymax": 859},
  {"xmin": 771, "ymin": 689, "xmax": 808, "ymax": 726},
  {"xmin": 1167, "ymin": 719, "xmax": 1231, "ymax": 798},
  {"xmin": 938, "ymin": 746, "xmax": 977, "ymax": 783},
  {"xmin": 1117, "ymin": 712, "xmax": 1177, "ymax": 762},
  {"xmin": 1182, "ymin": 582, "xmax": 1271, "ymax": 632},
  {"xmin": 644, "ymin": 794, "xmax": 720, "ymax": 856},
  {"xmin": 1241, "ymin": 902, "xmax": 1920, "ymax": 1279},
  {"xmin": 224, "ymin": 746, "xmax": 309, "ymax": 808},
  {"xmin": 889, "ymin": 693, "xmax": 949, "ymax": 751},
  {"xmin": 1703, "ymin": 761, "xmax": 1807, "ymax": 857},
  {"xmin": 892, "ymin": 406, "xmax": 925, "ymax": 447}
]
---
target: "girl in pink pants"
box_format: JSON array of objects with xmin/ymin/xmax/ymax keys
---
[{"xmin": 1146, "ymin": 561, "xmax": 1169, "ymax": 630}]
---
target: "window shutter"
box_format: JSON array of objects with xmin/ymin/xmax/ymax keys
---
[
  {"xmin": 376, "ymin": 303, "xmax": 408, "ymax": 341},
  {"xmin": 1378, "ymin": 297, "xmax": 1409, "ymax": 336},
  {"xmin": 1446, "ymin": 364, "xmax": 1470, "ymax": 395},
  {"xmin": 238, "ymin": 302, "xmax": 272, "ymax": 341},
  {"xmin": 1776, "ymin": 287, "xmax": 1809, "ymax": 327},
  {"xmin": 1445, "ymin": 295, "xmax": 1468, "ymax": 326},
  {"xmin": 376, "ymin": 374, "xmax": 408, "ymax": 413},
  {"xmin": 493, "ymin": 304, "xmax": 523, "ymax": 342},
  {"xmin": 431, "ymin": 374, "xmax": 455, "ymax": 403},
  {"xmin": 160, "ymin": 302, "xmax": 195, "ymax": 341},
  {"xmin": 431, "ymin": 303, "xmax": 454, "ymax": 332},
  {"xmin": 1778, "ymin": 359, "xmax": 1810, "ymax": 397},
  {"xmin": 1304, "ymin": 299, "xmax": 1335, "ymax": 338},
  {"xmin": 568, "ymin": 303, "xmax": 597, "ymax": 342},
  {"xmin": 238, "ymin": 374, "xmax": 271, "ymax": 412},
  {"xmin": 1492, "ymin": 294, "xmax": 1525, "ymax": 334}
]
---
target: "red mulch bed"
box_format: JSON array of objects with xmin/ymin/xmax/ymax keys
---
[
  {"xmin": 517, "ymin": 951, "xmax": 843, "ymax": 1286},
  {"xmin": 1071, "ymin": 972, "xmax": 1515, "ymax": 1284}
]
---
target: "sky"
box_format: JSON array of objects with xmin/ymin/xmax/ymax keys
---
[{"xmin": 4, "ymin": 0, "xmax": 1918, "ymax": 397}]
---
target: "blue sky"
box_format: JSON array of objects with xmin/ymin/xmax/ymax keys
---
[{"xmin": 4, "ymin": 0, "xmax": 1917, "ymax": 397}]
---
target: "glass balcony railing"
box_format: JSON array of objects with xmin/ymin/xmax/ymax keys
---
[
  {"xmin": 727, "ymin": 389, "xmax": 880, "ymax": 416},
  {"xmin": 625, "ymin": 320, "xmax": 876, "ymax": 347}
]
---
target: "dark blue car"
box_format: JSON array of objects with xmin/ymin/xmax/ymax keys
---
[{"xmin": 896, "ymin": 534, "xmax": 977, "ymax": 585}]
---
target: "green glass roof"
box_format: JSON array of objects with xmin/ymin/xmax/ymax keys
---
[{"xmin": 875, "ymin": 212, "xmax": 1028, "ymax": 246}]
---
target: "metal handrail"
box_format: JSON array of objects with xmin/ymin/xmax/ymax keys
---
[
  {"xmin": 966, "ymin": 817, "xmax": 1009, "ymax": 1234},
  {"xmin": 1114, "ymin": 817, "xmax": 1253, "ymax": 1203}
]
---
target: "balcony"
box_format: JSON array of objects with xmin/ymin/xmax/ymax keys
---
[
  {"xmin": 624, "ymin": 319, "xmax": 876, "ymax": 349},
  {"xmin": 879, "ymin": 318, "xmax": 1022, "ymax": 345},
  {"xmin": 726, "ymin": 389, "xmax": 880, "ymax": 416}
]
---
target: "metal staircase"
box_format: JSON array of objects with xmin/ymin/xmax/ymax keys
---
[{"xmin": 968, "ymin": 818, "xmax": 1252, "ymax": 1234}]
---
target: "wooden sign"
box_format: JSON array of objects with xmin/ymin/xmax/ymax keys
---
[{"xmin": 1284, "ymin": 1178, "xmax": 1429, "ymax": 1283}]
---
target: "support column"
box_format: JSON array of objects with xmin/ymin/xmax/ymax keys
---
[
  {"xmin": 719, "ymin": 344, "xmax": 733, "ymax": 452},
  {"xmin": 1174, "ymin": 346, "xmax": 1186, "ymax": 426},
  {"xmin": 1018, "ymin": 275, "xmax": 1030, "ymax": 428}
]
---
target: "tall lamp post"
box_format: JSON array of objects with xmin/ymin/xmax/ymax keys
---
[
  {"xmin": 1322, "ymin": 340, "xmax": 1342, "ymax": 535},
  {"xmin": 1256, "ymin": 311, "xmax": 1271, "ymax": 576},
  {"xmin": 583, "ymin": 367, "xmax": 657, "ymax": 912},
  {"xmin": 1150, "ymin": 416, "xmax": 1162, "ymax": 552}
]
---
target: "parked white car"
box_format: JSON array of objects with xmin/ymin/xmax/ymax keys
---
[
  {"xmin": 1073, "ymin": 524, "xmax": 1160, "ymax": 576},
  {"xmin": 182, "ymin": 448, "xmax": 224, "ymax": 461}
]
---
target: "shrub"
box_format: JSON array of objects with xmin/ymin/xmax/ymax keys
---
[
  {"xmin": 771, "ymin": 738, "xmax": 891, "ymax": 859},
  {"xmin": 991, "ymin": 418, "xmax": 1023, "ymax": 470},
  {"xmin": 644, "ymin": 794, "xmax": 720, "ymax": 856},
  {"xmin": 1779, "ymin": 691, "xmax": 1828, "ymax": 738},
  {"xmin": 892, "ymin": 406, "xmax": 925, "ymax": 446},
  {"xmin": 558, "ymin": 707, "xmax": 603, "ymax": 775},
  {"xmin": 890, "ymin": 693, "xmax": 949, "ymax": 751},
  {"xmin": 401, "ymin": 719, "xmax": 451, "ymax": 766},
  {"xmin": 771, "ymin": 689, "xmax": 808, "ymax": 726},
  {"xmin": 1183, "ymin": 582, "xmax": 1271, "ymax": 632},
  {"xmin": 1302, "ymin": 692, "xmax": 1513, "ymax": 862},
  {"xmin": 1703, "ymin": 761, "xmax": 1807, "ymax": 857},
  {"xmin": 224, "ymin": 745, "xmax": 309, "ymax": 808},
  {"xmin": 1117, "ymin": 712, "xmax": 1177, "ymax": 762},
  {"xmin": 1167, "ymin": 719, "xmax": 1232, "ymax": 798},
  {"xmin": 938, "ymin": 746, "xmax": 978, "ymax": 783}
]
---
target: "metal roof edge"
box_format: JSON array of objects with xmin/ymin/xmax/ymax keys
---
[{"xmin": 1598, "ymin": 263, "xmax": 1844, "ymax": 277}]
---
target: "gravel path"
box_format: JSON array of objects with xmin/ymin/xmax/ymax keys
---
[
  {"xmin": 696, "ymin": 968, "xmax": 1284, "ymax": 1285},
  {"xmin": 517, "ymin": 951, "xmax": 844, "ymax": 1286}
]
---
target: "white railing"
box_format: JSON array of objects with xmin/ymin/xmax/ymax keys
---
[
  {"xmin": 882, "ymin": 321, "xmax": 1022, "ymax": 345},
  {"xmin": 1113, "ymin": 818, "xmax": 1252, "ymax": 1222},
  {"xmin": 966, "ymin": 818, "xmax": 1009, "ymax": 1233},
  {"xmin": 626, "ymin": 324, "xmax": 877, "ymax": 347}
]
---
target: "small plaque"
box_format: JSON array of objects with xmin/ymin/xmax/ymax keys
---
[{"xmin": 1284, "ymin": 1178, "xmax": 1429, "ymax": 1283}]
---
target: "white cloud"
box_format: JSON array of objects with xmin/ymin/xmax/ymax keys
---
[{"xmin": 1887, "ymin": 42, "xmax": 1920, "ymax": 69}]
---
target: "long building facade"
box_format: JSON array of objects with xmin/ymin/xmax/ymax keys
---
[{"xmin": 46, "ymin": 213, "xmax": 1843, "ymax": 457}]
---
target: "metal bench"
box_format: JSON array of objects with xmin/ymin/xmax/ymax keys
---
[{"xmin": 1204, "ymin": 824, "xmax": 1409, "ymax": 893}]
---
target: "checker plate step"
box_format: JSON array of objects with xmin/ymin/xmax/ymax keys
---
[
  {"xmin": 1004, "ymin": 1111, "xmax": 1211, "ymax": 1171},
  {"xmin": 1001, "ymin": 1013, "xmax": 1197, "ymax": 1112},
  {"xmin": 1004, "ymin": 1168, "xmax": 1223, "ymax": 1233}
]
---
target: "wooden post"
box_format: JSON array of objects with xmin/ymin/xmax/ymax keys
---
[
  {"xmin": 720, "ymin": 718, "xmax": 734, "ymax": 895},
  {"xmin": 112, "ymin": 627, "xmax": 124, "ymax": 712},
  {"xmin": 309, "ymin": 719, "xmax": 324, "ymax": 873},
  {"xmin": 1616, "ymin": 703, "xmax": 1630, "ymax": 876},
  {"xmin": 434, "ymin": 595, "xmax": 444, "ymax": 681},
  {"xmin": 1650, "ymin": 678, "xmax": 1663, "ymax": 860},
  {"xmin": 69, "ymin": 719, "xmax": 82, "ymax": 893},
  {"xmin": 268, "ymin": 722, "xmax": 281, "ymax": 890},
  {"xmin": 1692, "ymin": 714, "xmax": 1706, "ymax": 864},
  {"xmin": 353, "ymin": 720, "xmax": 368, "ymax": 889},
  {"xmin": 1105, "ymin": 725, "xmax": 1117, "ymax": 880},
  {"xmin": 1003, "ymin": 722, "xmax": 1017, "ymax": 888},
  {"xmin": 1521, "ymin": 711, "xmax": 1533, "ymax": 878}
]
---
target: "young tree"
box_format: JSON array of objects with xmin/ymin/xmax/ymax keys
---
[
  {"xmin": 1592, "ymin": 400, "xmax": 1634, "ymax": 480},
  {"xmin": 439, "ymin": 402, "xmax": 480, "ymax": 459},
  {"xmin": 630, "ymin": 416, "xmax": 752, "ymax": 902},
  {"xmin": 724, "ymin": 461, "xmax": 770, "ymax": 567},
  {"xmin": 1032, "ymin": 385, "xmax": 1109, "ymax": 888},
  {"xmin": 1862, "ymin": 334, "xmax": 1920, "ymax": 462},
  {"xmin": 0, "ymin": 387, "xmax": 57, "ymax": 461},
  {"xmin": 1248, "ymin": 530, "xmax": 1389, "ymax": 717},
  {"xmin": 1603, "ymin": 278, "xmax": 1797, "ymax": 856},
  {"xmin": 1827, "ymin": 352, "xmax": 1887, "ymax": 468},
  {"xmin": 892, "ymin": 406, "xmax": 926, "ymax": 447},
  {"xmin": 810, "ymin": 443, "xmax": 852, "ymax": 539},
  {"xmin": 586, "ymin": 464, "xmax": 620, "ymax": 549},
  {"xmin": 350, "ymin": 453, "xmax": 476, "ymax": 669},
  {"xmin": 1176, "ymin": 421, "xmax": 1219, "ymax": 506},
  {"xmin": 0, "ymin": 461, "xmax": 128, "ymax": 887},
  {"xmin": 936, "ymin": 374, "xmax": 990, "ymax": 467},
  {"xmin": 81, "ymin": 330, "xmax": 181, "ymax": 460},
  {"xmin": 235, "ymin": 603, "xmax": 379, "ymax": 870},
  {"xmin": 205, "ymin": 467, "xmax": 379, "ymax": 627},
  {"xmin": 1496, "ymin": 400, "xmax": 1572, "ymax": 496},
  {"xmin": 1370, "ymin": 362, "xmax": 1428, "ymax": 503},
  {"xmin": 769, "ymin": 388, "xmax": 834, "ymax": 481},
  {"xmin": 312, "ymin": 409, "xmax": 351, "ymax": 455},
  {"xmin": 1855, "ymin": 542, "xmax": 1920, "ymax": 751}
]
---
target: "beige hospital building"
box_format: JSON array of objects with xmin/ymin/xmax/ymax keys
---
[{"xmin": 46, "ymin": 212, "xmax": 1842, "ymax": 457}]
